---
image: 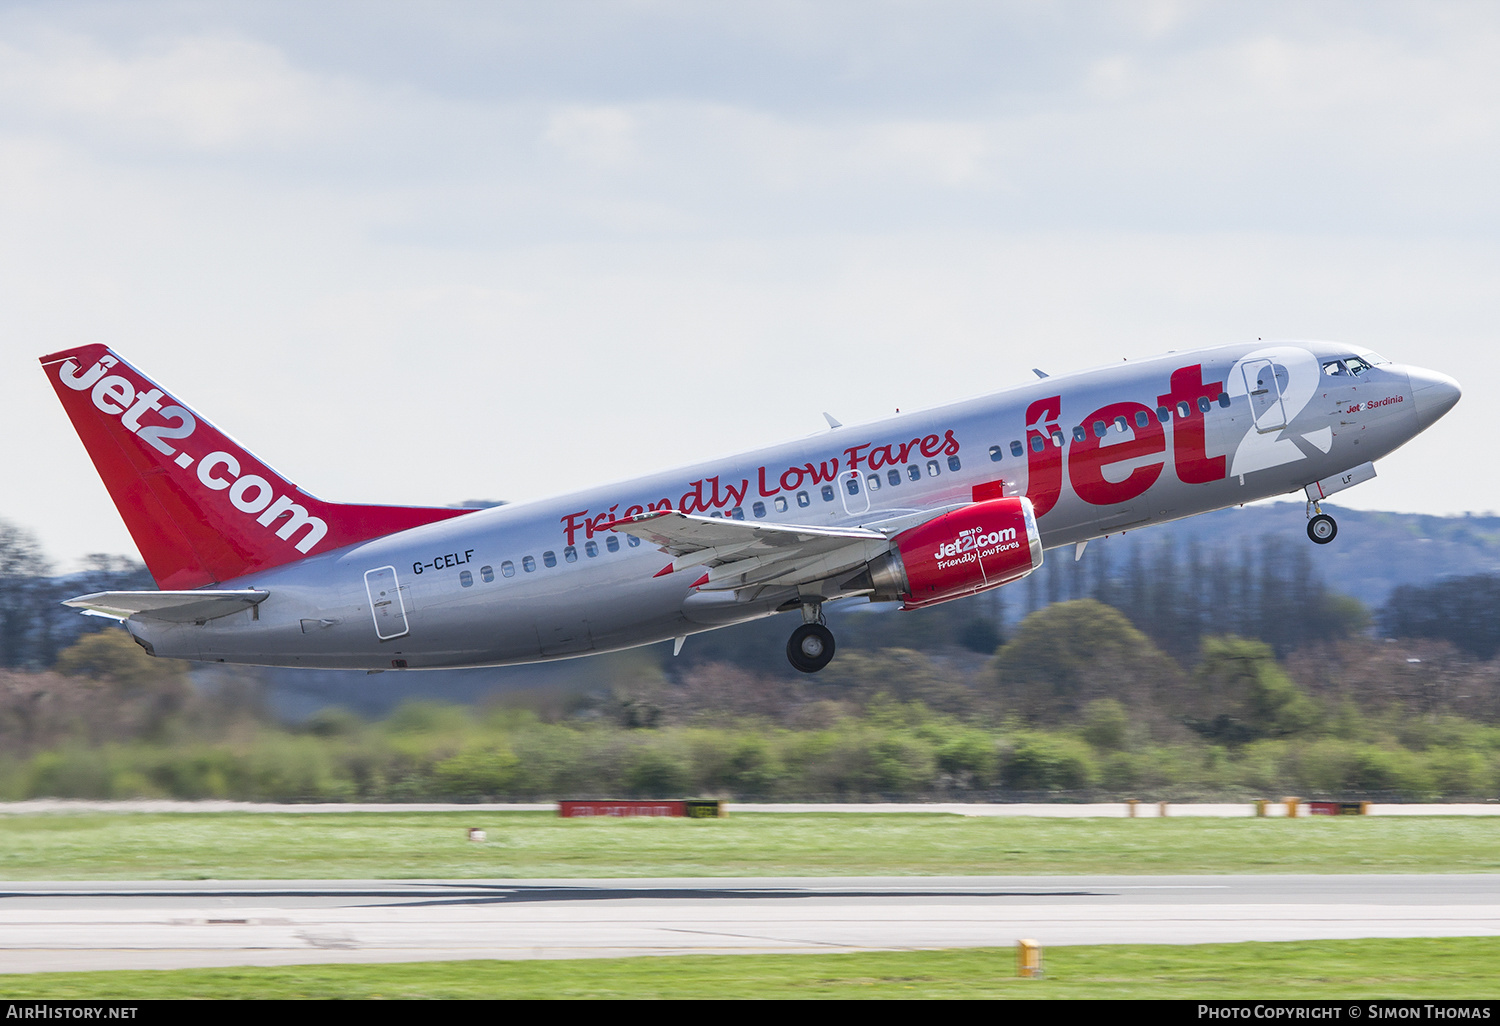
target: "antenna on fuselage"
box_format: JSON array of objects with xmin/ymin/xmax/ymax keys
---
[
  {"xmin": 1032, "ymin": 368, "xmax": 1048, "ymax": 379},
  {"xmin": 822, "ymin": 412, "xmax": 843, "ymax": 429}
]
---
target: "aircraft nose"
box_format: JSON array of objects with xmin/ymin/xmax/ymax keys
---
[{"xmin": 1407, "ymin": 367, "xmax": 1462, "ymax": 430}]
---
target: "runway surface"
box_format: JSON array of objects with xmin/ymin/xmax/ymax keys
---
[{"xmin": 2, "ymin": 875, "xmax": 1498, "ymax": 973}]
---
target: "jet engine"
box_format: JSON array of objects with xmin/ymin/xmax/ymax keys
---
[{"xmin": 858, "ymin": 497, "xmax": 1043, "ymax": 610}]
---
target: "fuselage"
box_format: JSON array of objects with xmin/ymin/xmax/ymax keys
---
[{"xmin": 127, "ymin": 340, "xmax": 1460, "ymax": 670}]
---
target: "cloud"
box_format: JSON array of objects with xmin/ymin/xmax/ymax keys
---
[
  {"xmin": 545, "ymin": 105, "xmax": 639, "ymax": 166},
  {"xmin": 0, "ymin": 31, "xmax": 355, "ymax": 151}
]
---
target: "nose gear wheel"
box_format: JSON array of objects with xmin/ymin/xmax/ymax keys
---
[{"xmin": 1307, "ymin": 513, "xmax": 1337, "ymax": 544}]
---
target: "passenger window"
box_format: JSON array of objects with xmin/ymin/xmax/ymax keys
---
[
  {"xmin": 1010, "ymin": 440, "xmax": 1024, "ymax": 457},
  {"xmin": 627, "ymin": 535, "xmax": 640, "ymax": 547},
  {"xmin": 753, "ymin": 501, "xmax": 766, "ymax": 518},
  {"xmin": 989, "ymin": 445, "xmax": 1004, "ymax": 462},
  {"xmin": 1135, "ymin": 410, "xmax": 1150, "ymax": 428},
  {"xmin": 460, "ymin": 570, "xmax": 473, "ymax": 587},
  {"xmin": 1093, "ymin": 420, "xmax": 1107, "ymax": 437},
  {"xmin": 774, "ymin": 496, "xmax": 788, "ymax": 513},
  {"xmin": 846, "ymin": 476, "xmax": 861, "ymax": 495},
  {"xmin": 1177, "ymin": 401, "xmax": 1191, "ymax": 418},
  {"xmin": 907, "ymin": 465, "xmax": 920, "ymax": 482},
  {"xmin": 1217, "ymin": 392, "xmax": 1231, "ymax": 408},
  {"xmin": 501, "ymin": 560, "xmax": 515, "ymax": 577},
  {"xmin": 1050, "ymin": 430, "xmax": 1065, "ymax": 447},
  {"xmin": 1113, "ymin": 416, "xmax": 1128, "ymax": 433},
  {"xmin": 927, "ymin": 460, "xmax": 940, "ymax": 477},
  {"xmin": 709, "ymin": 511, "xmax": 722, "ymax": 518},
  {"xmin": 481, "ymin": 565, "xmax": 494, "ymax": 583},
  {"xmin": 564, "ymin": 545, "xmax": 578, "ymax": 562},
  {"xmin": 797, "ymin": 491, "xmax": 810, "ymax": 507},
  {"xmin": 821, "ymin": 485, "xmax": 835, "ymax": 501},
  {"xmin": 1030, "ymin": 436, "xmax": 1045, "ymax": 453},
  {"xmin": 1197, "ymin": 396, "xmax": 1211, "ymax": 413},
  {"xmin": 1157, "ymin": 406, "xmax": 1171, "ymax": 423},
  {"xmin": 543, "ymin": 551, "xmax": 557, "ymax": 568},
  {"xmin": 948, "ymin": 455, "xmax": 961, "ymax": 472},
  {"xmin": 1073, "ymin": 426, "xmax": 1087, "ymax": 442},
  {"xmin": 888, "ymin": 468, "xmax": 901, "ymax": 486},
  {"xmin": 730, "ymin": 507, "xmax": 744, "ymax": 519},
  {"xmin": 585, "ymin": 541, "xmax": 598, "ymax": 558},
  {"xmin": 866, "ymin": 474, "xmax": 880, "ymax": 492},
  {"xmin": 606, "ymin": 535, "xmax": 620, "ymax": 552},
  {"xmin": 523, "ymin": 556, "xmax": 536, "ymax": 573}
]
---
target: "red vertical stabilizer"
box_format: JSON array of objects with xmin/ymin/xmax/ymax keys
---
[{"xmin": 40, "ymin": 344, "xmax": 473, "ymax": 590}]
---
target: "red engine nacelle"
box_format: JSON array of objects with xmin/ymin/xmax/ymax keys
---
[{"xmin": 861, "ymin": 497, "xmax": 1043, "ymax": 610}]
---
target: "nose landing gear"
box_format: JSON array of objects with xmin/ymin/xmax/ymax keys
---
[
  {"xmin": 787, "ymin": 602, "xmax": 836, "ymax": 673},
  {"xmin": 1306, "ymin": 501, "xmax": 1338, "ymax": 545}
]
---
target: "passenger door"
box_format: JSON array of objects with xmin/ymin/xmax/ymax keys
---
[{"xmin": 364, "ymin": 566, "xmax": 410, "ymax": 640}]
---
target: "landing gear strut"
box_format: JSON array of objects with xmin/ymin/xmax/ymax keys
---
[
  {"xmin": 1306, "ymin": 501, "xmax": 1337, "ymax": 545},
  {"xmin": 787, "ymin": 602, "xmax": 835, "ymax": 673}
]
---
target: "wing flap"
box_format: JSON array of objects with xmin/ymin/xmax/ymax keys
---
[
  {"xmin": 695, "ymin": 539, "xmax": 892, "ymax": 591},
  {"xmin": 609, "ymin": 509, "xmax": 884, "ymax": 559},
  {"xmin": 609, "ymin": 510, "xmax": 890, "ymax": 595},
  {"xmin": 64, "ymin": 590, "xmax": 268, "ymax": 623}
]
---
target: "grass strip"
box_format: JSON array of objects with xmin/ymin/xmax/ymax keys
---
[
  {"xmin": 1, "ymin": 937, "xmax": 1498, "ymax": 999},
  {"xmin": 2, "ymin": 811, "xmax": 1499, "ymax": 879}
]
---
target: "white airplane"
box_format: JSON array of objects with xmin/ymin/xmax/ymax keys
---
[{"xmin": 42, "ymin": 341, "xmax": 1459, "ymax": 673}]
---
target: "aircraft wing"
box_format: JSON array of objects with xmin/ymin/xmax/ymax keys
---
[
  {"xmin": 63, "ymin": 590, "xmax": 269, "ymax": 623},
  {"xmin": 611, "ymin": 509, "xmax": 885, "ymax": 557},
  {"xmin": 608, "ymin": 510, "xmax": 894, "ymax": 594}
]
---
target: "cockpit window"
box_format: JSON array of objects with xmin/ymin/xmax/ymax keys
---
[
  {"xmin": 1362, "ymin": 352, "xmax": 1391, "ymax": 365},
  {"xmin": 1322, "ymin": 361, "xmax": 1345, "ymax": 376},
  {"xmin": 1345, "ymin": 356, "xmax": 1372, "ymax": 376}
]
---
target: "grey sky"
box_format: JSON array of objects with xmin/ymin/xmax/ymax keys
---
[{"xmin": 3, "ymin": 1, "xmax": 1495, "ymax": 568}]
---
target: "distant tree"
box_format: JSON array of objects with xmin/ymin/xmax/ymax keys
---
[
  {"xmin": 1283, "ymin": 636, "xmax": 1500, "ymax": 724},
  {"xmin": 991, "ymin": 599, "xmax": 1185, "ymax": 726},
  {"xmin": 1, "ymin": 629, "xmax": 193, "ymax": 751},
  {"xmin": 0, "ymin": 518, "xmax": 152, "ymax": 670},
  {"xmin": 1081, "ymin": 698, "xmax": 1130, "ymax": 750},
  {"xmin": 1089, "ymin": 536, "xmax": 1117, "ymax": 610},
  {"xmin": 0, "ymin": 519, "xmax": 51, "ymax": 668},
  {"xmin": 432, "ymin": 744, "xmax": 520, "ymax": 798},
  {"xmin": 1382, "ymin": 575, "xmax": 1500, "ymax": 661},
  {"xmin": 1186, "ymin": 636, "xmax": 1320, "ymax": 744},
  {"xmin": 1000, "ymin": 733, "xmax": 1098, "ymax": 791},
  {"xmin": 54, "ymin": 628, "xmax": 189, "ymax": 696},
  {"xmin": 1078, "ymin": 533, "xmax": 1368, "ymax": 661},
  {"xmin": 819, "ymin": 648, "xmax": 982, "ymax": 718},
  {"xmin": 957, "ymin": 617, "xmax": 1002, "ymax": 654},
  {"xmin": 31, "ymin": 554, "xmax": 155, "ymax": 668}
]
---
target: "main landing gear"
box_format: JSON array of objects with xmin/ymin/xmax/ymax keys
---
[
  {"xmin": 1306, "ymin": 501, "xmax": 1338, "ymax": 545},
  {"xmin": 787, "ymin": 602, "xmax": 835, "ymax": 673}
]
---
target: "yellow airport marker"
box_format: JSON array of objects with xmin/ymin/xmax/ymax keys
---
[{"xmin": 1017, "ymin": 938, "xmax": 1043, "ymax": 978}]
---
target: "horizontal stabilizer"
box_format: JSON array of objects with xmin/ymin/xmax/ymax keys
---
[{"xmin": 64, "ymin": 589, "xmax": 268, "ymax": 623}]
